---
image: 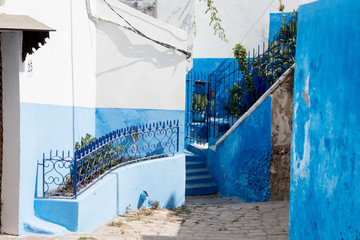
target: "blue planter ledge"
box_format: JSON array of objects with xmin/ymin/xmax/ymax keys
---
[{"xmin": 34, "ymin": 154, "xmax": 185, "ymax": 233}]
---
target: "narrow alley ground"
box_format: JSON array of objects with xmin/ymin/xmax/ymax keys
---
[{"xmin": 0, "ymin": 195, "xmax": 289, "ymax": 240}]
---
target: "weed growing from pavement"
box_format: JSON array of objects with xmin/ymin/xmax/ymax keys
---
[
  {"xmin": 78, "ymin": 237, "xmax": 97, "ymax": 240},
  {"xmin": 169, "ymin": 205, "xmax": 191, "ymax": 216},
  {"xmin": 107, "ymin": 221, "xmax": 123, "ymax": 227},
  {"xmin": 150, "ymin": 200, "xmax": 160, "ymax": 210}
]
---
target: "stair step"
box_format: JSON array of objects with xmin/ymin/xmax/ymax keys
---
[
  {"xmin": 186, "ymin": 144, "xmax": 207, "ymax": 157},
  {"xmin": 185, "ymin": 182, "xmax": 217, "ymax": 196},
  {"xmin": 186, "ymin": 167, "xmax": 209, "ymax": 177},
  {"xmin": 186, "ymin": 161, "xmax": 206, "ymax": 170},
  {"xmin": 185, "ymin": 154, "xmax": 206, "ymax": 162},
  {"xmin": 186, "ymin": 174, "xmax": 213, "ymax": 184}
]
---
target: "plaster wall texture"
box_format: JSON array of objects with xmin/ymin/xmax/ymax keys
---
[
  {"xmin": 192, "ymin": 0, "xmax": 302, "ymax": 59},
  {"xmin": 95, "ymin": 0, "xmax": 187, "ymax": 110},
  {"xmin": 270, "ymin": 69, "xmax": 294, "ymax": 201},
  {"xmin": 156, "ymin": 0, "xmax": 194, "ymax": 71},
  {"xmin": 0, "ymin": 0, "xmax": 97, "ymax": 108},
  {"xmin": 157, "ymin": 0, "xmax": 318, "ymax": 73},
  {"xmin": 0, "ymin": 0, "xmax": 187, "ymax": 235},
  {"xmin": 34, "ymin": 154, "xmax": 185, "ymax": 232},
  {"xmin": 0, "ymin": 0, "xmax": 97, "ymax": 234},
  {"xmin": 208, "ymin": 98, "xmax": 272, "ymax": 202},
  {"xmin": 290, "ymin": 0, "xmax": 360, "ymax": 239}
]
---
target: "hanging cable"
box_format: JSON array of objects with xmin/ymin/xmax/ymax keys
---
[{"xmin": 85, "ymin": 0, "xmax": 191, "ymax": 59}]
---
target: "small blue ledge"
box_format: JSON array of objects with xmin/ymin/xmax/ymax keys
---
[{"xmin": 34, "ymin": 154, "xmax": 185, "ymax": 233}]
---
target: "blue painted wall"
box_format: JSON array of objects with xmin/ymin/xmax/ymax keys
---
[
  {"xmin": 290, "ymin": 0, "xmax": 360, "ymax": 239},
  {"xmin": 192, "ymin": 58, "xmax": 232, "ymax": 73},
  {"xmin": 19, "ymin": 103, "xmax": 95, "ymax": 234},
  {"xmin": 34, "ymin": 154, "xmax": 185, "ymax": 232},
  {"xmin": 19, "ymin": 103, "xmax": 184, "ymax": 234},
  {"xmin": 207, "ymin": 98, "xmax": 272, "ymax": 202},
  {"xmin": 269, "ymin": 12, "xmax": 295, "ymax": 44},
  {"xmin": 95, "ymin": 108, "xmax": 185, "ymax": 152}
]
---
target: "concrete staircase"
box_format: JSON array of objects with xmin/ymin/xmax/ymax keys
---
[{"xmin": 185, "ymin": 144, "xmax": 217, "ymax": 196}]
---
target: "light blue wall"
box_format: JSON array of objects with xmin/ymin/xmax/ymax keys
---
[
  {"xmin": 19, "ymin": 103, "xmax": 185, "ymax": 234},
  {"xmin": 207, "ymin": 98, "xmax": 272, "ymax": 202},
  {"xmin": 34, "ymin": 154, "xmax": 185, "ymax": 232},
  {"xmin": 95, "ymin": 108, "xmax": 185, "ymax": 152},
  {"xmin": 290, "ymin": 0, "xmax": 360, "ymax": 239},
  {"xmin": 19, "ymin": 103, "xmax": 95, "ymax": 234}
]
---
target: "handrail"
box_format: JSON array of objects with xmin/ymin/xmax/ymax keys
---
[{"xmin": 210, "ymin": 64, "xmax": 295, "ymax": 150}]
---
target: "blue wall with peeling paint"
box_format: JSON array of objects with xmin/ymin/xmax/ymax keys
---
[
  {"xmin": 290, "ymin": 0, "xmax": 360, "ymax": 239},
  {"xmin": 207, "ymin": 98, "xmax": 272, "ymax": 202}
]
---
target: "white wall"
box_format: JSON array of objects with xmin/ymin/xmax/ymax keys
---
[
  {"xmin": 95, "ymin": 0, "xmax": 187, "ymax": 110},
  {"xmin": 1, "ymin": 32, "xmax": 21, "ymax": 235},
  {"xmin": 193, "ymin": 0, "xmax": 301, "ymax": 58},
  {"xmin": 0, "ymin": 0, "xmax": 97, "ymax": 108},
  {"xmin": 157, "ymin": 0, "xmax": 318, "ymax": 60},
  {"xmin": 0, "ymin": 0, "xmax": 188, "ymax": 234},
  {"xmin": 156, "ymin": 0, "xmax": 194, "ymax": 70}
]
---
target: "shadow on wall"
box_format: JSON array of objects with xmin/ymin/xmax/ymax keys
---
[
  {"xmin": 137, "ymin": 191, "xmax": 178, "ymax": 210},
  {"xmin": 96, "ymin": 21, "xmax": 184, "ymax": 77}
]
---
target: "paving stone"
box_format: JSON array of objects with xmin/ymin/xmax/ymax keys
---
[{"xmin": 0, "ymin": 194, "xmax": 290, "ymax": 240}]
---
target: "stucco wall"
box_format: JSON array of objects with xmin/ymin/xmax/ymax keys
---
[
  {"xmin": 34, "ymin": 154, "xmax": 185, "ymax": 232},
  {"xmin": 157, "ymin": 0, "xmax": 318, "ymax": 73},
  {"xmin": 270, "ymin": 69, "xmax": 294, "ymax": 201},
  {"xmin": 208, "ymin": 98, "xmax": 272, "ymax": 202},
  {"xmin": 0, "ymin": 0, "xmax": 187, "ymax": 235},
  {"xmin": 290, "ymin": 0, "xmax": 360, "ymax": 239}
]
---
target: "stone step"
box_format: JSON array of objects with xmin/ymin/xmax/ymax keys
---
[
  {"xmin": 186, "ymin": 144, "xmax": 207, "ymax": 157},
  {"xmin": 186, "ymin": 167, "xmax": 209, "ymax": 177},
  {"xmin": 185, "ymin": 153, "xmax": 206, "ymax": 162},
  {"xmin": 186, "ymin": 161, "xmax": 207, "ymax": 170},
  {"xmin": 185, "ymin": 182, "xmax": 217, "ymax": 196},
  {"xmin": 186, "ymin": 174, "xmax": 214, "ymax": 184}
]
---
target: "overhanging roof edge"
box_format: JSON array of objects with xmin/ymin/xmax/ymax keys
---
[{"xmin": 0, "ymin": 14, "xmax": 55, "ymax": 32}]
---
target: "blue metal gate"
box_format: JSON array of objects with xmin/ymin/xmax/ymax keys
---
[{"xmin": 185, "ymin": 72, "xmax": 211, "ymax": 145}]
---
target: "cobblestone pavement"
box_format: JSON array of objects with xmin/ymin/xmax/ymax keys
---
[{"xmin": 0, "ymin": 195, "xmax": 289, "ymax": 240}]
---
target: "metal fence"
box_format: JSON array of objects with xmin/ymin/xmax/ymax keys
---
[
  {"xmin": 40, "ymin": 120, "xmax": 180, "ymax": 198},
  {"xmin": 186, "ymin": 40, "xmax": 296, "ymax": 143}
]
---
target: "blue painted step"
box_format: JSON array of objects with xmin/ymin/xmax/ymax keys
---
[
  {"xmin": 186, "ymin": 161, "xmax": 206, "ymax": 170},
  {"xmin": 185, "ymin": 144, "xmax": 217, "ymax": 196},
  {"xmin": 185, "ymin": 182, "xmax": 218, "ymax": 196},
  {"xmin": 186, "ymin": 174, "xmax": 213, "ymax": 184},
  {"xmin": 186, "ymin": 167, "xmax": 209, "ymax": 177}
]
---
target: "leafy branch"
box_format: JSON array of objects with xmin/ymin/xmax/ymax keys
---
[{"xmin": 199, "ymin": 0, "xmax": 227, "ymax": 42}]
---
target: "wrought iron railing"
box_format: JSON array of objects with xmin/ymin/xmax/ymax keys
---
[{"xmin": 40, "ymin": 120, "xmax": 180, "ymax": 198}]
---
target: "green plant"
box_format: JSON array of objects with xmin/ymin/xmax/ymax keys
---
[
  {"xmin": 107, "ymin": 221, "xmax": 123, "ymax": 227},
  {"xmin": 75, "ymin": 133, "xmax": 125, "ymax": 177},
  {"xmin": 126, "ymin": 204, "xmax": 132, "ymax": 212},
  {"xmin": 78, "ymin": 237, "xmax": 97, "ymax": 240},
  {"xmin": 199, "ymin": 0, "xmax": 227, "ymax": 42},
  {"xmin": 170, "ymin": 205, "xmax": 191, "ymax": 216},
  {"xmin": 224, "ymin": 83, "xmax": 244, "ymax": 116},
  {"xmin": 227, "ymin": 5, "xmax": 297, "ymax": 116},
  {"xmin": 75, "ymin": 133, "xmax": 97, "ymax": 151},
  {"xmin": 192, "ymin": 94, "xmax": 208, "ymax": 111},
  {"xmin": 150, "ymin": 200, "xmax": 160, "ymax": 210}
]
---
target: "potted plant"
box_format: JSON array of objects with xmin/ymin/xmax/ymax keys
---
[{"xmin": 192, "ymin": 94, "xmax": 208, "ymax": 122}]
